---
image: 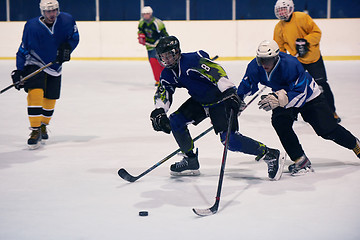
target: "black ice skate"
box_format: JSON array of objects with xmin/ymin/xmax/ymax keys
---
[
  {"xmin": 353, "ymin": 138, "xmax": 360, "ymax": 159},
  {"xmin": 256, "ymin": 147, "xmax": 286, "ymax": 181},
  {"xmin": 40, "ymin": 124, "xmax": 49, "ymax": 143},
  {"xmin": 289, "ymin": 154, "xmax": 314, "ymax": 176},
  {"xmin": 28, "ymin": 127, "xmax": 42, "ymax": 150},
  {"xmin": 170, "ymin": 149, "xmax": 200, "ymax": 176}
]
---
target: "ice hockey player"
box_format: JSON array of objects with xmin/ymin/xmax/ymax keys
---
[
  {"xmin": 138, "ymin": 6, "xmax": 169, "ymax": 86},
  {"xmin": 237, "ymin": 40, "xmax": 360, "ymax": 176},
  {"xmin": 11, "ymin": 0, "xmax": 79, "ymax": 149},
  {"xmin": 273, "ymin": 0, "xmax": 341, "ymax": 123},
  {"xmin": 150, "ymin": 36, "xmax": 286, "ymax": 180}
]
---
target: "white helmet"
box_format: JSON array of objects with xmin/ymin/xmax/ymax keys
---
[
  {"xmin": 274, "ymin": 0, "xmax": 294, "ymax": 21},
  {"xmin": 39, "ymin": 0, "xmax": 60, "ymax": 16},
  {"xmin": 256, "ymin": 40, "xmax": 280, "ymax": 66},
  {"xmin": 141, "ymin": 6, "xmax": 153, "ymax": 15}
]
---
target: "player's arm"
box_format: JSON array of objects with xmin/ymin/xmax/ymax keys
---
[
  {"xmin": 150, "ymin": 79, "xmax": 175, "ymax": 134},
  {"xmin": 302, "ymin": 14, "xmax": 321, "ymax": 47},
  {"xmin": 273, "ymin": 24, "xmax": 287, "ymax": 53},
  {"xmin": 237, "ymin": 62, "xmax": 260, "ymax": 100}
]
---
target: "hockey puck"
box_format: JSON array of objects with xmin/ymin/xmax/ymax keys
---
[{"xmin": 139, "ymin": 211, "xmax": 148, "ymax": 216}]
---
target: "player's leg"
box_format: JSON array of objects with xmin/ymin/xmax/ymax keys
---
[
  {"xmin": 271, "ymin": 107, "xmax": 313, "ymax": 175},
  {"xmin": 41, "ymin": 74, "xmax": 61, "ymax": 142},
  {"xmin": 168, "ymin": 98, "xmax": 207, "ymax": 175},
  {"xmin": 148, "ymin": 49, "xmax": 164, "ymax": 86},
  {"xmin": 210, "ymin": 103, "xmax": 285, "ymax": 180},
  {"xmin": 23, "ymin": 66, "xmax": 47, "ymax": 149},
  {"xmin": 301, "ymin": 94, "xmax": 359, "ymax": 159},
  {"xmin": 303, "ymin": 56, "xmax": 340, "ymax": 122}
]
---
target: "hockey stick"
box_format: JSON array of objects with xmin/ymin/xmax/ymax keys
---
[
  {"xmin": 193, "ymin": 109, "xmax": 234, "ymax": 216},
  {"xmin": 118, "ymin": 86, "xmax": 266, "ymax": 182},
  {"xmin": 118, "ymin": 126, "xmax": 214, "ymax": 182},
  {"xmin": 0, "ymin": 62, "xmax": 53, "ymax": 95}
]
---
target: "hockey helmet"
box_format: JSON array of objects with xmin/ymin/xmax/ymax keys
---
[
  {"xmin": 141, "ymin": 6, "xmax": 153, "ymax": 15},
  {"xmin": 39, "ymin": 0, "xmax": 60, "ymax": 17},
  {"xmin": 156, "ymin": 36, "xmax": 181, "ymax": 69},
  {"xmin": 274, "ymin": 0, "xmax": 294, "ymax": 21},
  {"xmin": 256, "ymin": 40, "xmax": 280, "ymax": 69}
]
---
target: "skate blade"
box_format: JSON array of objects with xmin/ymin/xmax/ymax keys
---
[
  {"xmin": 170, "ymin": 170, "xmax": 200, "ymax": 176},
  {"xmin": 271, "ymin": 152, "xmax": 287, "ymax": 181},
  {"xmin": 41, "ymin": 139, "xmax": 48, "ymax": 145},
  {"xmin": 28, "ymin": 142, "xmax": 41, "ymax": 150},
  {"xmin": 291, "ymin": 167, "xmax": 315, "ymax": 176}
]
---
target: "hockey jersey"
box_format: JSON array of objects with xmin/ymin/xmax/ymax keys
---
[
  {"xmin": 273, "ymin": 12, "xmax": 321, "ymax": 64},
  {"xmin": 154, "ymin": 51, "xmax": 236, "ymax": 112},
  {"xmin": 237, "ymin": 52, "xmax": 321, "ymax": 108},
  {"xmin": 16, "ymin": 12, "xmax": 79, "ymax": 76},
  {"xmin": 138, "ymin": 17, "xmax": 168, "ymax": 51}
]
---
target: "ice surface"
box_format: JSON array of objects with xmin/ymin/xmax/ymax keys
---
[{"xmin": 0, "ymin": 60, "xmax": 360, "ymax": 240}]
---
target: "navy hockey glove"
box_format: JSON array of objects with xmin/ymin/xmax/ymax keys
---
[
  {"xmin": 295, "ymin": 38, "xmax": 309, "ymax": 57},
  {"xmin": 11, "ymin": 70, "xmax": 24, "ymax": 90},
  {"xmin": 56, "ymin": 42, "xmax": 72, "ymax": 64},
  {"xmin": 150, "ymin": 108, "xmax": 171, "ymax": 134},
  {"xmin": 258, "ymin": 89, "xmax": 288, "ymax": 111}
]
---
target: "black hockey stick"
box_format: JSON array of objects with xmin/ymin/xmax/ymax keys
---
[
  {"xmin": 192, "ymin": 109, "xmax": 234, "ymax": 217},
  {"xmin": 0, "ymin": 62, "xmax": 54, "ymax": 95},
  {"xmin": 118, "ymin": 126, "xmax": 214, "ymax": 182},
  {"xmin": 118, "ymin": 86, "xmax": 266, "ymax": 182}
]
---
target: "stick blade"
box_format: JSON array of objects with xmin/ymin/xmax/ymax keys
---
[
  {"xmin": 192, "ymin": 207, "xmax": 217, "ymax": 217},
  {"xmin": 118, "ymin": 168, "xmax": 137, "ymax": 182}
]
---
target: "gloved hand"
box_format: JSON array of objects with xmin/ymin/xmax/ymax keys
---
[
  {"xmin": 11, "ymin": 70, "xmax": 24, "ymax": 90},
  {"xmin": 150, "ymin": 108, "xmax": 171, "ymax": 134},
  {"xmin": 138, "ymin": 33, "xmax": 146, "ymax": 45},
  {"xmin": 258, "ymin": 89, "xmax": 288, "ymax": 111},
  {"xmin": 224, "ymin": 93, "xmax": 241, "ymax": 116},
  {"xmin": 239, "ymin": 98, "xmax": 247, "ymax": 113},
  {"xmin": 56, "ymin": 42, "xmax": 72, "ymax": 64},
  {"xmin": 295, "ymin": 38, "xmax": 309, "ymax": 57}
]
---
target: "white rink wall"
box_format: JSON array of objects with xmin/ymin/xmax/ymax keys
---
[{"xmin": 0, "ymin": 19, "xmax": 359, "ymax": 59}]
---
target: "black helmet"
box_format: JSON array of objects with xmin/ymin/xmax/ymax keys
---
[{"xmin": 156, "ymin": 36, "xmax": 181, "ymax": 69}]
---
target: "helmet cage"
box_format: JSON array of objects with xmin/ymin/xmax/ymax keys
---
[
  {"xmin": 274, "ymin": 0, "xmax": 294, "ymax": 21},
  {"xmin": 157, "ymin": 49, "xmax": 181, "ymax": 69}
]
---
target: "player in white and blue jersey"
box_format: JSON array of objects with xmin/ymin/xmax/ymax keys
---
[
  {"xmin": 237, "ymin": 40, "xmax": 360, "ymax": 176},
  {"xmin": 11, "ymin": 0, "xmax": 79, "ymax": 149}
]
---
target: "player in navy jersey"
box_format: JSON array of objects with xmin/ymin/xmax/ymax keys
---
[
  {"xmin": 150, "ymin": 36, "xmax": 286, "ymax": 180},
  {"xmin": 237, "ymin": 40, "xmax": 360, "ymax": 175},
  {"xmin": 11, "ymin": 0, "xmax": 79, "ymax": 149}
]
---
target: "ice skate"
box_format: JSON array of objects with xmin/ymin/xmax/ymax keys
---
[
  {"xmin": 353, "ymin": 138, "xmax": 360, "ymax": 159},
  {"xmin": 28, "ymin": 127, "xmax": 42, "ymax": 150},
  {"xmin": 289, "ymin": 154, "xmax": 314, "ymax": 176},
  {"xmin": 170, "ymin": 149, "xmax": 200, "ymax": 176},
  {"xmin": 256, "ymin": 147, "xmax": 286, "ymax": 181},
  {"xmin": 40, "ymin": 124, "xmax": 49, "ymax": 144}
]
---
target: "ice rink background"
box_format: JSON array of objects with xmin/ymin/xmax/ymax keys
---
[{"xmin": 0, "ymin": 59, "xmax": 359, "ymax": 240}]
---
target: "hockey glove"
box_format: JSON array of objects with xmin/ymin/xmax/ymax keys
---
[
  {"xmin": 295, "ymin": 38, "xmax": 309, "ymax": 57},
  {"xmin": 224, "ymin": 93, "xmax": 241, "ymax": 116},
  {"xmin": 258, "ymin": 89, "xmax": 288, "ymax": 111},
  {"xmin": 56, "ymin": 42, "xmax": 72, "ymax": 64},
  {"xmin": 150, "ymin": 108, "xmax": 171, "ymax": 134},
  {"xmin": 138, "ymin": 33, "xmax": 146, "ymax": 45},
  {"xmin": 11, "ymin": 70, "xmax": 24, "ymax": 90}
]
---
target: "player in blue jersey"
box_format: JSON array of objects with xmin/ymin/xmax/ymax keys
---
[
  {"xmin": 237, "ymin": 40, "xmax": 360, "ymax": 175},
  {"xmin": 11, "ymin": 0, "xmax": 79, "ymax": 149},
  {"xmin": 150, "ymin": 36, "xmax": 286, "ymax": 180}
]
